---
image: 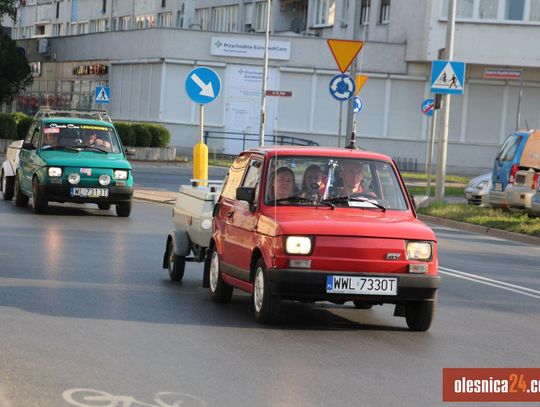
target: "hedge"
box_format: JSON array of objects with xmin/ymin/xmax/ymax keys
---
[
  {"xmin": 113, "ymin": 122, "xmax": 170, "ymax": 148},
  {"xmin": 0, "ymin": 113, "xmax": 17, "ymax": 140},
  {"xmin": 131, "ymin": 124, "xmax": 152, "ymax": 147},
  {"xmin": 114, "ymin": 122, "xmax": 135, "ymax": 147},
  {"xmin": 145, "ymin": 123, "xmax": 171, "ymax": 148},
  {"xmin": 17, "ymin": 116, "xmax": 33, "ymax": 139}
]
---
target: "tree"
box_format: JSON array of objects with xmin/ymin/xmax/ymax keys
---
[
  {"xmin": 0, "ymin": 32, "xmax": 33, "ymax": 104},
  {"xmin": 0, "ymin": 0, "xmax": 16, "ymax": 23}
]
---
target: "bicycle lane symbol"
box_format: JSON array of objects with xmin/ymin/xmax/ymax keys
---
[{"xmin": 62, "ymin": 388, "xmax": 208, "ymax": 407}]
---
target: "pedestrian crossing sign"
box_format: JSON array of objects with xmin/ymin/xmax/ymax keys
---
[
  {"xmin": 95, "ymin": 86, "xmax": 110, "ymax": 104},
  {"xmin": 430, "ymin": 60, "xmax": 465, "ymax": 95}
]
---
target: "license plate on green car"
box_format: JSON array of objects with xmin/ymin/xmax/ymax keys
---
[{"xmin": 70, "ymin": 188, "xmax": 109, "ymax": 198}]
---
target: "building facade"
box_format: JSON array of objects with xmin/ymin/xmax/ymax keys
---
[{"xmin": 6, "ymin": 0, "xmax": 540, "ymax": 173}]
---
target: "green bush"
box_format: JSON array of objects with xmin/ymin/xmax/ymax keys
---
[
  {"xmin": 17, "ymin": 116, "xmax": 33, "ymax": 140},
  {"xmin": 146, "ymin": 123, "xmax": 171, "ymax": 147},
  {"xmin": 0, "ymin": 113, "xmax": 17, "ymax": 140},
  {"xmin": 11, "ymin": 112, "xmax": 29, "ymax": 124},
  {"xmin": 131, "ymin": 123, "xmax": 152, "ymax": 147},
  {"xmin": 114, "ymin": 122, "xmax": 135, "ymax": 146}
]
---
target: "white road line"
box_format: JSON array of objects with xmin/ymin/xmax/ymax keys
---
[{"xmin": 440, "ymin": 267, "xmax": 540, "ymax": 300}]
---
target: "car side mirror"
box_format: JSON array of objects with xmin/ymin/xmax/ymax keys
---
[
  {"xmin": 236, "ymin": 187, "xmax": 256, "ymax": 207},
  {"xmin": 125, "ymin": 148, "xmax": 136, "ymax": 157},
  {"xmin": 412, "ymin": 195, "xmax": 429, "ymax": 209},
  {"xmin": 22, "ymin": 142, "xmax": 35, "ymax": 150}
]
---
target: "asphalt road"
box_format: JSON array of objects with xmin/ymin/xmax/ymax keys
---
[{"xmin": 0, "ymin": 198, "xmax": 539, "ymax": 407}]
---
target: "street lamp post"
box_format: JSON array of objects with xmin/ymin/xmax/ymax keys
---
[{"xmin": 259, "ymin": 0, "xmax": 272, "ymax": 147}]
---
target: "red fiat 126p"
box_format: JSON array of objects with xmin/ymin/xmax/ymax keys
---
[{"xmin": 205, "ymin": 147, "xmax": 440, "ymax": 331}]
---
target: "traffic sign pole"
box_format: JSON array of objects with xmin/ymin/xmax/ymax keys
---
[
  {"xmin": 345, "ymin": 0, "xmax": 363, "ymax": 146},
  {"xmin": 193, "ymin": 105, "xmax": 208, "ymax": 186},
  {"xmin": 426, "ymin": 109, "xmax": 438, "ymax": 197}
]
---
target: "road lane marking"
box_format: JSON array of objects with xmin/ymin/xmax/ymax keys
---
[{"xmin": 440, "ymin": 266, "xmax": 540, "ymax": 300}]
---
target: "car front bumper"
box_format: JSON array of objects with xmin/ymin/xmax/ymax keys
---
[
  {"xmin": 465, "ymin": 187, "xmax": 489, "ymax": 206},
  {"xmin": 39, "ymin": 184, "xmax": 133, "ymax": 203},
  {"xmin": 265, "ymin": 269, "xmax": 440, "ymax": 303}
]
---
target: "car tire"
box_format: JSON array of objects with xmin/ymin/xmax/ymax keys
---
[
  {"xmin": 352, "ymin": 300, "xmax": 373, "ymax": 309},
  {"xmin": 1, "ymin": 170, "xmax": 14, "ymax": 201},
  {"xmin": 32, "ymin": 177, "xmax": 48, "ymax": 214},
  {"xmin": 167, "ymin": 239, "xmax": 185, "ymax": 282},
  {"xmin": 208, "ymin": 247, "xmax": 233, "ymax": 303},
  {"xmin": 405, "ymin": 297, "xmax": 437, "ymax": 332},
  {"xmin": 116, "ymin": 201, "xmax": 132, "ymax": 217},
  {"xmin": 14, "ymin": 173, "xmax": 29, "ymax": 207},
  {"xmin": 252, "ymin": 258, "xmax": 281, "ymax": 324},
  {"xmin": 98, "ymin": 203, "xmax": 111, "ymax": 210}
]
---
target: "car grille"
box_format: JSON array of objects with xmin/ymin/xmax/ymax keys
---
[{"xmin": 467, "ymin": 195, "xmax": 484, "ymax": 206}]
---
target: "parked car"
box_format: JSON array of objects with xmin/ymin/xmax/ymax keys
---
[
  {"xmin": 489, "ymin": 130, "xmax": 540, "ymax": 209},
  {"xmin": 14, "ymin": 116, "xmax": 134, "ymax": 216},
  {"xmin": 205, "ymin": 147, "xmax": 440, "ymax": 331},
  {"xmin": 1, "ymin": 139, "xmax": 23, "ymax": 201},
  {"xmin": 528, "ymin": 188, "xmax": 540, "ymax": 218},
  {"xmin": 506, "ymin": 168, "xmax": 540, "ymax": 211},
  {"xmin": 464, "ymin": 173, "xmax": 491, "ymax": 207}
]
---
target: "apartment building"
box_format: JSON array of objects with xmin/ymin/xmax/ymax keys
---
[{"xmin": 7, "ymin": 0, "xmax": 540, "ymax": 172}]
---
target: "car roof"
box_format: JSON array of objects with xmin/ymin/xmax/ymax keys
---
[
  {"xmin": 40, "ymin": 117, "xmax": 115, "ymax": 127},
  {"xmin": 244, "ymin": 146, "xmax": 393, "ymax": 162}
]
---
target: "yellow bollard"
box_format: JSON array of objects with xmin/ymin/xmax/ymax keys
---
[{"xmin": 193, "ymin": 142, "xmax": 208, "ymax": 186}]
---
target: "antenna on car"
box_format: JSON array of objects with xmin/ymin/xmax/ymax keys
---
[{"xmin": 345, "ymin": 122, "xmax": 360, "ymax": 150}]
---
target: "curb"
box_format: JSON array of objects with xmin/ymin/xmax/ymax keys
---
[{"xmin": 419, "ymin": 214, "xmax": 540, "ymax": 246}]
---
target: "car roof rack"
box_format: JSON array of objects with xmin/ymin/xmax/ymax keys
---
[{"xmin": 34, "ymin": 108, "xmax": 112, "ymax": 123}]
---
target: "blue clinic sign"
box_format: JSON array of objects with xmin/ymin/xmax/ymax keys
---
[
  {"xmin": 185, "ymin": 67, "xmax": 222, "ymax": 104},
  {"xmin": 95, "ymin": 86, "xmax": 110, "ymax": 104},
  {"xmin": 329, "ymin": 74, "xmax": 356, "ymax": 101},
  {"xmin": 353, "ymin": 97, "xmax": 363, "ymax": 113},
  {"xmin": 430, "ymin": 60, "xmax": 465, "ymax": 95},
  {"xmin": 421, "ymin": 98, "xmax": 435, "ymax": 116}
]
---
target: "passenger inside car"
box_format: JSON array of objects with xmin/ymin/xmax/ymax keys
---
[
  {"xmin": 267, "ymin": 166, "xmax": 296, "ymax": 201},
  {"xmin": 42, "ymin": 131, "xmax": 60, "ymax": 148},
  {"xmin": 84, "ymin": 131, "xmax": 112, "ymax": 151},
  {"xmin": 340, "ymin": 160, "xmax": 368, "ymax": 196},
  {"xmin": 300, "ymin": 164, "xmax": 325, "ymax": 200}
]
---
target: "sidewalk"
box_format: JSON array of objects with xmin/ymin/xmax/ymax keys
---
[{"xmin": 133, "ymin": 188, "xmax": 177, "ymax": 204}]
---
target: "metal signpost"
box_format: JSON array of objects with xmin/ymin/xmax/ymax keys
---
[
  {"xmin": 421, "ymin": 98, "xmax": 437, "ymax": 197},
  {"xmin": 329, "ymin": 74, "xmax": 356, "ymax": 147},
  {"xmin": 185, "ymin": 66, "xmax": 222, "ymax": 185}
]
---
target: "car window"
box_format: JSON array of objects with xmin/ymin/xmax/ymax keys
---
[
  {"xmin": 264, "ymin": 156, "xmax": 409, "ymax": 210},
  {"xmin": 39, "ymin": 123, "xmax": 121, "ymax": 153},
  {"xmin": 30, "ymin": 126, "xmax": 40, "ymax": 146},
  {"xmin": 221, "ymin": 154, "xmax": 250, "ymax": 200},
  {"xmin": 242, "ymin": 159, "xmax": 263, "ymax": 204},
  {"xmin": 498, "ymin": 134, "xmax": 523, "ymax": 162},
  {"xmin": 24, "ymin": 124, "xmax": 37, "ymax": 143}
]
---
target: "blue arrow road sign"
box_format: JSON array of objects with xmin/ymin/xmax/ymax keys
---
[
  {"xmin": 329, "ymin": 74, "xmax": 356, "ymax": 101},
  {"xmin": 353, "ymin": 97, "xmax": 363, "ymax": 113},
  {"xmin": 421, "ymin": 98, "xmax": 435, "ymax": 116},
  {"xmin": 185, "ymin": 67, "xmax": 221, "ymax": 104},
  {"xmin": 431, "ymin": 60, "xmax": 465, "ymax": 95},
  {"xmin": 95, "ymin": 86, "xmax": 110, "ymax": 104}
]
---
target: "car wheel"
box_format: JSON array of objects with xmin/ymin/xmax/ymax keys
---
[
  {"xmin": 1, "ymin": 170, "xmax": 14, "ymax": 201},
  {"xmin": 14, "ymin": 173, "xmax": 29, "ymax": 207},
  {"xmin": 98, "ymin": 203, "xmax": 111, "ymax": 210},
  {"xmin": 252, "ymin": 258, "xmax": 281, "ymax": 324},
  {"xmin": 352, "ymin": 300, "xmax": 373, "ymax": 309},
  {"xmin": 208, "ymin": 248, "xmax": 233, "ymax": 303},
  {"xmin": 32, "ymin": 177, "xmax": 48, "ymax": 214},
  {"xmin": 167, "ymin": 239, "xmax": 185, "ymax": 282},
  {"xmin": 116, "ymin": 201, "xmax": 132, "ymax": 217},
  {"xmin": 405, "ymin": 297, "xmax": 437, "ymax": 332}
]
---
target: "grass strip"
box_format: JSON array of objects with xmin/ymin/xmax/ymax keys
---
[{"xmin": 407, "ymin": 186, "xmax": 464, "ymax": 197}]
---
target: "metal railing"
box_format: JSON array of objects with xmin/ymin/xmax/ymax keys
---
[
  {"xmin": 393, "ymin": 156, "xmax": 419, "ymax": 173},
  {"xmin": 204, "ymin": 131, "xmax": 319, "ymax": 152}
]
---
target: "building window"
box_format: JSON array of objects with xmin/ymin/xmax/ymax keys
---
[
  {"xmin": 102, "ymin": 0, "xmax": 106, "ymax": 14},
  {"xmin": 176, "ymin": 3, "xmax": 184, "ymax": 27},
  {"xmin": 52, "ymin": 23, "xmax": 62, "ymax": 36},
  {"xmin": 379, "ymin": 0, "xmax": 390, "ymax": 23},
  {"xmin": 360, "ymin": 0, "xmax": 370, "ymax": 24},
  {"xmin": 442, "ymin": 0, "xmax": 474, "ymax": 18},
  {"xmin": 90, "ymin": 19, "xmax": 108, "ymax": 32},
  {"xmin": 68, "ymin": 23, "xmax": 77, "ymax": 35},
  {"xmin": 119, "ymin": 16, "xmax": 131, "ymax": 30},
  {"xmin": 161, "ymin": 0, "xmax": 166, "ymax": 7},
  {"xmin": 35, "ymin": 24, "xmax": 45, "ymax": 36},
  {"xmin": 211, "ymin": 5, "xmax": 238, "ymax": 32},
  {"xmin": 158, "ymin": 12, "xmax": 172, "ymax": 27},
  {"xmin": 77, "ymin": 22, "xmax": 88, "ymax": 34},
  {"xmin": 194, "ymin": 8, "xmax": 210, "ymax": 30},
  {"xmin": 27, "ymin": 0, "xmax": 36, "ymax": 5},
  {"xmin": 56, "ymin": 1, "xmax": 60, "ymax": 19},
  {"xmin": 505, "ymin": 0, "xmax": 524, "ymax": 20},
  {"xmin": 531, "ymin": 0, "xmax": 540, "ymax": 20},
  {"xmin": 136, "ymin": 15, "xmax": 155, "ymax": 29},
  {"xmin": 255, "ymin": 1, "xmax": 268, "ymax": 31},
  {"xmin": 478, "ymin": 0, "xmax": 498, "ymax": 19},
  {"xmin": 313, "ymin": 0, "xmax": 335, "ymax": 26}
]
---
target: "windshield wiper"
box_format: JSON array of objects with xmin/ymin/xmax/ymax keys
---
[
  {"xmin": 42, "ymin": 145, "xmax": 79, "ymax": 152},
  {"xmin": 271, "ymin": 196, "xmax": 335, "ymax": 208},
  {"xmin": 321, "ymin": 195, "xmax": 386, "ymax": 211},
  {"xmin": 81, "ymin": 145, "xmax": 108, "ymax": 153}
]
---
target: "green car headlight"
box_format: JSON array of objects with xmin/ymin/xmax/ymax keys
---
[
  {"xmin": 406, "ymin": 241, "xmax": 432, "ymax": 261},
  {"xmin": 114, "ymin": 170, "xmax": 128, "ymax": 180},
  {"xmin": 48, "ymin": 167, "xmax": 62, "ymax": 177}
]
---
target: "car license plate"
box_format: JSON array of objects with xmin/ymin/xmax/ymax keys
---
[
  {"xmin": 326, "ymin": 276, "xmax": 398, "ymax": 296},
  {"xmin": 70, "ymin": 187, "xmax": 109, "ymax": 198},
  {"xmin": 495, "ymin": 182, "xmax": 503, "ymax": 191}
]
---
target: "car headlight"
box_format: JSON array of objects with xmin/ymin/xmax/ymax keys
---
[
  {"xmin": 68, "ymin": 173, "xmax": 80, "ymax": 185},
  {"xmin": 285, "ymin": 236, "xmax": 312, "ymax": 255},
  {"xmin": 99, "ymin": 174, "xmax": 111, "ymax": 186},
  {"xmin": 114, "ymin": 170, "xmax": 128, "ymax": 180},
  {"xmin": 406, "ymin": 241, "xmax": 432, "ymax": 261},
  {"xmin": 477, "ymin": 180, "xmax": 489, "ymax": 190},
  {"xmin": 48, "ymin": 167, "xmax": 62, "ymax": 177}
]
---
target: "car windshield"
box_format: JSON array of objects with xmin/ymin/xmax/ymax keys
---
[
  {"xmin": 39, "ymin": 123, "xmax": 121, "ymax": 153},
  {"xmin": 264, "ymin": 156, "xmax": 409, "ymax": 210}
]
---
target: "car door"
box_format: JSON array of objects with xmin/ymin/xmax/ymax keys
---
[
  {"xmin": 225, "ymin": 157, "xmax": 263, "ymax": 279},
  {"xmin": 492, "ymin": 133, "xmax": 523, "ymax": 191},
  {"xmin": 19, "ymin": 123, "xmax": 41, "ymax": 193}
]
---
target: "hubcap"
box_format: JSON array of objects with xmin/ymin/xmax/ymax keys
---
[
  {"xmin": 168, "ymin": 249, "xmax": 175, "ymax": 272},
  {"xmin": 209, "ymin": 251, "xmax": 219, "ymax": 292},
  {"xmin": 253, "ymin": 267, "xmax": 264, "ymax": 313}
]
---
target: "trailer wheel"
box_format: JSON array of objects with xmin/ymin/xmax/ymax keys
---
[{"xmin": 167, "ymin": 239, "xmax": 185, "ymax": 282}]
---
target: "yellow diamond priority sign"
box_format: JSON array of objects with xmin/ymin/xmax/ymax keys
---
[{"xmin": 327, "ymin": 39, "xmax": 364, "ymax": 73}]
